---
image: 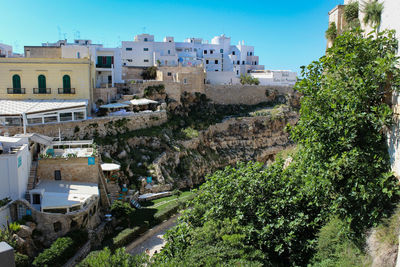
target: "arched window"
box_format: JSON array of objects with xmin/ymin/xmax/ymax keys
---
[
  {"xmin": 63, "ymin": 75, "xmax": 71, "ymax": 90},
  {"xmin": 12, "ymin": 75, "xmax": 21, "ymax": 89}
]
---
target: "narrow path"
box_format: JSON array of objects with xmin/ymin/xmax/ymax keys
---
[{"xmin": 126, "ymin": 214, "xmax": 178, "ymax": 257}]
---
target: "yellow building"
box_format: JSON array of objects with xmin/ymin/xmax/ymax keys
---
[{"xmin": 0, "ymin": 58, "xmax": 95, "ymax": 111}]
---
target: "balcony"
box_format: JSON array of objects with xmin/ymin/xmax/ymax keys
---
[
  {"xmin": 58, "ymin": 88, "xmax": 76, "ymax": 94},
  {"xmin": 96, "ymin": 64, "xmax": 112, "ymax": 68},
  {"xmin": 7, "ymin": 88, "xmax": 26, "ymax": 94},
  {"xmin": 33, "ymin": 88, "xmax": 51, "ymax": 94}
]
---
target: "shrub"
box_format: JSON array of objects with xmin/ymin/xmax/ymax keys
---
[
  {"xmin": 110, "ymin": 200, "xmax": 134, "ymax": 219},
  {"xmin": 325, "ymin": 22, "xmax": 337, "ymax": 40},
  {"xmin": 344, "ymin": 1, "xmax": 359, "ymax": 23},
  {"xmin": 112, "ymin": 226, "xmax": 147, "ymax": 249},
  {"xmin": 15, "ymin": 252, "xmax": 30, "ymax": 267},
  {"xmin": 78, "ymin": 247, "xmax": 149, "ymax": 267},
  {"xmin": 239, "ymin": 74, "xmax": 260, "ymax": 85},
  {"xmin": 33, "ymin": 237, "xmax": 74, "ymax": 267},
  {"xmin": 143, "ymin": 84, "xmax": 165, "ymax": 97},
  {"xmin": 141, "ymin": 66, "xmax": 157, "ymax": 80},
  {"xmin": 8, "ymin": 222, "xmax": 20, "ymax": 233}
]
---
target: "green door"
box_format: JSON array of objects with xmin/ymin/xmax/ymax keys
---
[
  {"xmin": 63, "ymin": 75, "xmax": 71, "ymax": 93},
  {"xmin": 12, "ymin": 75, "xmax": 21, "ymax": 93},
  {"xmin": 38, "ymin": 75, "xmax": 46, "ymax": 93}
]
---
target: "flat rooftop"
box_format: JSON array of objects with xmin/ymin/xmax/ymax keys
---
[{"xmin": 31, "ymin": 180, "xmax": 98, "ymax": 210}]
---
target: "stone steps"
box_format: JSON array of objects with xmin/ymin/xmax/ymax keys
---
[{"xmin": 25, "ymin": 161, "xmax": 38, "ymax": 202}]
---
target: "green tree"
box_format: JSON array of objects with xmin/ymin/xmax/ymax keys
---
[
  {"xmin": 78, "ymin": 247, "xmax": 149, "ymax": 267},
  {"xmin": 344, "ymin": 1, "xmax": 361, "ymax": 30},
  {"xmin": 325, "ymin": 22, "xmax": 337, "ymax": 41},
  {"xmin": 141, "ymin": 66, "xmax": 158, "ymax": 80},
  {"xmin": 239, "ymin": 74, "xmax": 260, "ymax": 85},
  {"xmin": 362, "ymin": 0, "xmax": 384, "ymax": 33}
]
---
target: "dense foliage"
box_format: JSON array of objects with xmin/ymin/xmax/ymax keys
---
[
  {"xmin": 33, "ymin": 230, "xmax": 88, "ymax": 267},
  {"xmin": 240, "ymin": 74, "xmax": 260, "ymax": 85},
  {"xmin": 78, "ymin": 247, "xmax": 149, "ymax": 267},
  {"xmin": 325, "ymin": 22, "xmax": 337, "ymax": 41},
  {"xmin": 151, "ymin": 28, "xmax": 400, "ymax": 266},
  {"xmin": 141, "ymin": 66, "xmax": 158, "ymax": 80}
]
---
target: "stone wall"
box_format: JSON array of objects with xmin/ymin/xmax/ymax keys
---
[
  {"xmin": 205, "ymin": 84, "xmax": 297, "ymax": 105},
  {"xmin": 3, "ymin": 111, "xmax": 168, "ymax": 139},
  {"xmin": 93, "ymin": 87, "xmax": 118, "ymax": 105},
  {"xmin": 0, "ymin": 204, "xmax": 11, "ymax": 229},
  {"xmin": 37, "ymin": 157, "xmax": 99, "ymax": 183},
  {"xmin": 122, "ymin": 66, "xmax": 145, "ymax": 80},
  {"xmin": 10, "ymin": 198, "xmax": 101, "ymax": 246}
]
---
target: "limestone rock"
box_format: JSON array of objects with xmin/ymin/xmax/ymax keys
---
[
  {"xmin": 117, "ymin": 150, "xmax": 127, "ymax": 159},
  {"xmin": 17, "ymin": 225, "xmax": 33, "ymax": 238}
]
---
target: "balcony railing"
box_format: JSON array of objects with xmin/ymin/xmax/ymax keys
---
[
  {"xmin": 7, "ymin": 88, "xmax": 25, "ymax": 94},
  {"xmin": 96, "ymin": 64, "xmax": 112, "ymax": 68},
  {"xmin": 33, "ymin": 88, "xmax": 51, "ymax": 94},
  {"xmin": 58, "ymin": 88, "xmax": 76, "ymax": 94}
]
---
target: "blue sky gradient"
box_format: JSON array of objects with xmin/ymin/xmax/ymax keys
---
[{"xmin": 0, "ymin": 0, "xmax": 342, "ymax": 73}]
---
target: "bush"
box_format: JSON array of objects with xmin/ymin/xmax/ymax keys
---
[
  {"xmin": 112, "ymin": 226, "xmax": 147, "ymax": 249},
  {"xmin": 33, "ymin": 230, "xmax": 88, "ymax": 267},
  {"xmin": 143, "ymin": 84, "xmax": 165, "ymax": 97},
  {"xmin": 78, "ymin": 247, "xmax": 149, "ymax": 267},
  {"xmin": 239, "ymin": 74, "xmax": 260, "ymax": 85},
  {"xmin": 110, "ymin": 200, "xmax": 134, "ymax": 219},
  {"xmin": 15, "ymin": 252, "xmax": 30, "ymax": 267},
  {"xmin": 344, "ymin": 1, "xmax": 359, "ymax": 23},
  {"xmin": 33, "ymin": 237, "xmax": 74, "ymax": 267},
  {"xmin": 141, "ymin": 66, "xmax": 157, "ymax": 80},
  {"xmin": 325, "ymin": 22, "xmax": 337, "ymax": 40}
]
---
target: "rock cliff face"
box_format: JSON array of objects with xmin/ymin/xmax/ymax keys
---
[{"xmin": 143, "ymin": 107, "xmax": 298, "ymax": 192}]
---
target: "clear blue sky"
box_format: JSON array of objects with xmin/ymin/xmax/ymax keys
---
[{"xmin": 0, "ymin": 0, "xmax": 342, "ymax": 74}]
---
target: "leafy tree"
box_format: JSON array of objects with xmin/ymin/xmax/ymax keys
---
[
  {"xmin": 151, "ymin": 28, "xmax": 400, "ymax": 266},
  {"xmin": 344, "ymin": 1, "xmax": 361, "ymax": 30},
  {"xmin": 78, "ymin": 247, "xmax": 149, "ymax": 267},
  {"xmin": 141, "ymin": 66, "xmax": 158, "ymax": 80},
  {"xmin": 239, "ymin": 74, "xmax": 260, "ymax": 85},
  {"xmin": 362, "ymin": 0, "xmax": 384, "ymax": 32},
  {"xmin": 325, "ymin": 22, "xmax": 337, "ymax": 41}
]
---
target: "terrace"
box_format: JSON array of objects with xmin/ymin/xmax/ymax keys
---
[{"xmin": 42, "ymin": 140, "xmax": 96, "ymax": 158}]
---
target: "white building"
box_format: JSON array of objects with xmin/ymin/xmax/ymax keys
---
[
  {"xmin": 0, "ymin": 136, "xmax": 31, "ymax": 200},
  {"xmin": 121, "ymin": 34, "xmax": 264, "ymax": 84},
  {"xmin": 250, "ymin": 70, "xmax": 297, "ymax": 86},
  {"xmin": 0, "ymin": 43, "xmax": 12, "ymax": 58},
  {"xmin": 42, "ymin": 39, "xmax": 123, "ymax": 87}
]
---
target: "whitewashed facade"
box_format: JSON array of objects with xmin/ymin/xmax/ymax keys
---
[
  {"xmin": 121, "ymin": 34, "xmax": 264, "ymax": 84},
  {"xmin": 0, "ymin": 43, "xmax": 12, "ymax": 58},
  {"xmin": 250, "ymin": 70, "xmax": 297, "ymax": 86}
]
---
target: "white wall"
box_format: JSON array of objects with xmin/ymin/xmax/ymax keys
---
[
  {"xmin": 250, "ymin": 70, "xmax": 297, "ymax": 86},
  {"xmin": 206, "ymin": 71, "xmax": 239, "ymax": 85},
  {"xmin": 0, "ymin": 143, "xmax": 30, "ymax": 200},
  {"xmin": 0, "ymin": 206, "xmax": 11, "ymax": 229},
  {"xmin": 0, "ymin": 43, "xmax": 12, "ymax": 58}
]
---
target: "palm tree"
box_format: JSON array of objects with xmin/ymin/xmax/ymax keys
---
[{"xmin": 362, "ymin": 0, "xmax": 384, "ymax": 33}]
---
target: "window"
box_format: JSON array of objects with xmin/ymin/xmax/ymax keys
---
[
  {"xmin": 215, "ymin": 70, "xmax": 218, "ymax": 72},
  {"xmin": 250, "ymin": 52, "xmax": 253, "ymax": 56},
  {"xmin": 167, "ymin": 72, "xmax": 172, "ymax": 76},
  {"xmin": 220, "ymin": 49, "xmax": 223, "ymax": 53},
  {"xmin": 215, "ymin": 60, "xmax": 218, "ymax": 64},
  {"xmin": 255, "ymin": 61, "xmax": 257, "ymax": 65},
  {"xmin": 237, "ymin": 60, "xmax": 240, "ymax": 65},
  {"xmin": 168, "ymin": 50, "xmax": 170, "ymax": 54},
  {"xmin": 144, "ymin": 59, "xmax": 149, "ymax": 62},
  {"xmin": 183, "ymin": 79, "xmax": 187, "ymax": 84},
  {"xmin": 62, "ymin": 75, "xmax": 71, "ymax": 90},
  {"xmin": 55, "ymin": 170, "xmax": 61, "ymax": 180},
  {"xmin": 74, "ymin": 111, "xmax": 85, "ymax": 120},
  {"xmin": 204, "ymin": 50, "xmax": 207, "ymax": 54},
  {"xmin": 53, "ymin": 222, "xmax": 62, "ymax": 232},
  {"xmin": 32, "ymin": 194, "xmax": 41, "ymax": 205},
  {"xmin": 206, "ymin": 60, "xmax": 209, "ymax": 64},
  {"xmin": 242, "ymin": 61, "xmax": 245, "ymax": 65},
  {"xmin": 144, "ymin": 38, "xmax": 148, "ymax": 42},
  {"xmin": 126, "ymin": 47, "xmax": 132, "ymax": 51},
  {"xmin": 127, "ymin": 59, "xmax": 132, "ymax": 62},
  {"xmin": 77, "ymin": 52, "xmax": 80, "ymax": 58},
  {"xmin": 27, "ymin": 118, "xmax": 42, "ymax": 125},
  {"xmin": 143, "ymin": 48, "xmax": 149, "ymax": 51},
  {"xmin": 237, "ymin": 70, "xmax": 239, "ymax": 75},
  {"xmin": 12, "ymin": 74, "xmax": 21, "ymax": 89},
  {"xmin": 60, "ymin": 112, "xmax": 73, "ymax": 122},
  {"xmin": 38, "ymin": 74, "xmax": 46, "ymax": 90},
  {"xmin": 232, "ymin": 51, "xmax": 235, "ymax": 55},
  {"xmin": 210, "ymin": 50, "xmax": 214, "ymax": 54}
]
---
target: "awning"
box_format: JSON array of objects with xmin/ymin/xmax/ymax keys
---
[
  {"xmin": 101, "ymin": 163, "xmax": 120, "ymax": 171},
  {"xmin": 123, "ymin": 98, "xmax": 158, "ymax": 106},
  {"xmin": 100, "ymin": 103, "xmax": 130, "ymax": 109}
]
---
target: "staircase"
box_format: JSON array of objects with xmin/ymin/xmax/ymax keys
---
[
  {"xmin": 107, "ymin": 182, "xmax": 121, "ymax": 204},
  {"xmin": 25, "ymin": 161, "xmax": 38, "ymax": 202}
]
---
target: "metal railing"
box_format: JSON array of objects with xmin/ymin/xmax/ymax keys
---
[
  {"xmin": 7, "ymin": 88, "xmax": 25, "ymax": 94},
  {"xmin": 33, "ymin": 88, "xmax": 51, "ymax": 94},
  {"xmin": 58, "ymin": 88, "xmax": 76, "ymax": 94}
]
